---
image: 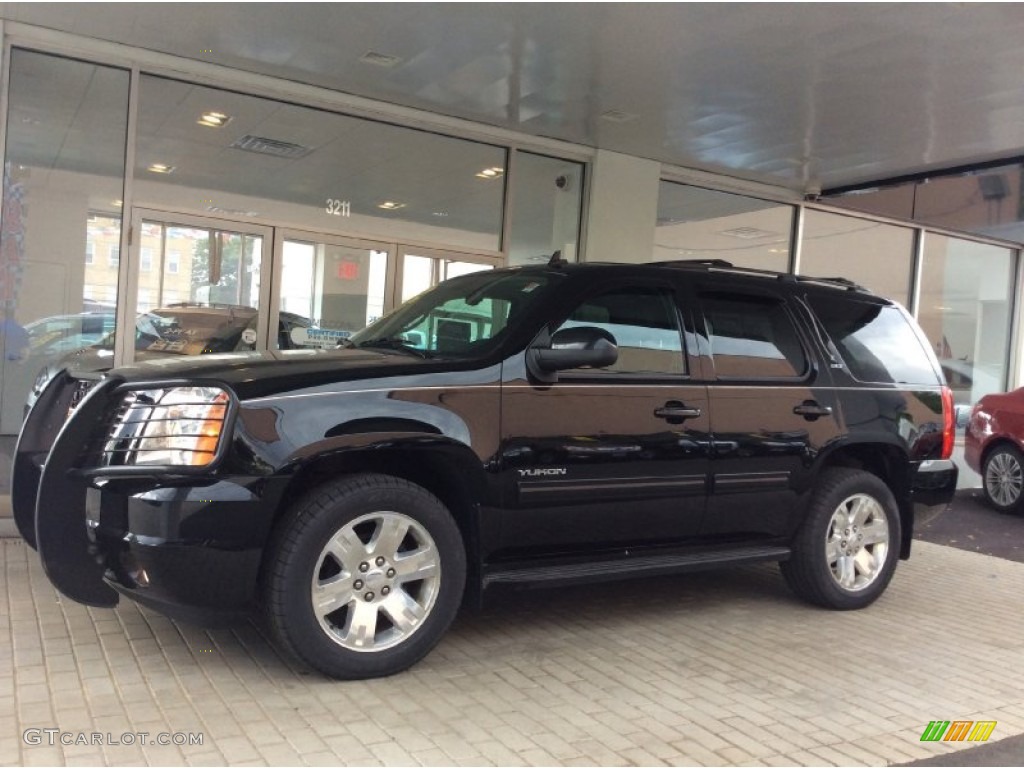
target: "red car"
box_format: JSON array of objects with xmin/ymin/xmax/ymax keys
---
[{"xmin": 966, "ymin": 389, "xmax": 1024, "ymax": 512}]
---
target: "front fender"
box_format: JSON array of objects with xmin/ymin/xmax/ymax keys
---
[{"xmin": 283, "ymin": 431, "xmax": 490, "ymax": 498}]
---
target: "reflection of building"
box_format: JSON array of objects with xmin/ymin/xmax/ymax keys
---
[{"xmin": 86, "ymin": 217, "xmax": 200, "ymax": 311}]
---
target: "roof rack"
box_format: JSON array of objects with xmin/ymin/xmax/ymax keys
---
[{"xmin": 650, "ymin": 259, "xmax": 867, "ymax": 292}]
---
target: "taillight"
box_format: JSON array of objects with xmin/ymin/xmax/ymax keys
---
[{"xmin": 940, "ymin": 385, "xmax": 954, "ymax": 460}]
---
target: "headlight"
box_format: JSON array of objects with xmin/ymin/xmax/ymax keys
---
[{"xmin": 107, "ymin": 386, "xmax": 230, "ymax": 467}]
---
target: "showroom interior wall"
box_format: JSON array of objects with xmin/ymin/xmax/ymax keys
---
[{"xmin": 0, "ymin": 20, "xmax": 1022, "ymax": 482}]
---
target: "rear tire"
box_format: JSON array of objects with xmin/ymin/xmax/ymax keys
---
[
  {"xmin": 781, "ymin": 468, "xmax": 900, "ymax": 610},
  {"xmin": 982, "ymin": 444, "xmax": 1024, "ymax": 513},
  {"xmin": 264, "ymin": 473, "xmax": 465, "ymax": 679}
]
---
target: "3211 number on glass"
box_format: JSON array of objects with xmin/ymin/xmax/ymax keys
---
[{"xmin": 325, "ymin": 199, "xmax": 351, "ymax": 217}]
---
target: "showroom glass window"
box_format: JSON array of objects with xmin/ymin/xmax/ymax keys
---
[
  {"xmin": 824, "ymin": 164, "xmax": 1024, "ymax": 244},
  {"xmin": 654, "ymin": 182, "xmax": 794, "ymax": 270},
  {"xmin": 134, "ymin": 75, "xmax": 506, "ymax": 252},
  {"xmin": 0, "ymin": 50, "xmax": 129, "ymax": 442},
  {"xmin": 916, "ymin": 235, "xmax": 1016, "ymax": 407},
  {"xmin": 800, "ymin": 209, "xmax": 916, "ymax": 305},
  {"xmin": 507, "ymin": 151, "xmax": 585, "ymax": 266}
]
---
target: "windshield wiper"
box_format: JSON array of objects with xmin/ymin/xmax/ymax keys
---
[{"xmin": 355, "ymin": 337, "xmax": 431, "ymax": 358}]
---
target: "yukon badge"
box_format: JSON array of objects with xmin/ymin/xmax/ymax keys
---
[{"xmin": 518, "ymin": 467, "xmax": 568, "ymax": 477}]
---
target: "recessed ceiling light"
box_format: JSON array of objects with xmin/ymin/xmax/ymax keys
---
[
  {"xmin": 600, "ymin": 109, "xmax": 638, "ymax": 123},
  {"xmin": 112, "ymin": 200, "xmax": 123, "ymax": 207},
  {"xmin": 147, "ymin": 163, "xmax": 176, "ymax": 174},
  {"xmin": 197, "ymin": 111, "xmax": 232, "ymax": 128},
  {"xmin": 378, "ymin": 201, "xmax": 406, "ymax": 210},
  {"xmin": 475, "ymin": 166, "xmax": 505, "ymax": 180},
  {"xmin": 432, "ymin": 211, "xmax": 449, "ymax": 217},
  {"xmin": 360, "ymin": 51, "xmax": 403, "ymax": 68}
]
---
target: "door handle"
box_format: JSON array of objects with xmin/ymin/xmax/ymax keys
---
[
  {"xmin": 654, "ymin": 401, "xmax": 702, "ymax": 423},
  {"xmin": 793, "ymin": 400, "xmax": 833, "ymax": 419}
]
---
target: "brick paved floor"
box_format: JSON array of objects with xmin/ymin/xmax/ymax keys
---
[{"xmin": 3, "ymin": 538, "xmax": 1023, "ymax": 767}]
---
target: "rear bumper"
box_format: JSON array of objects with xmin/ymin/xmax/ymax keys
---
[{"xmin": 911, "ymin": 459, "xmax": 958, "ymax": 524}]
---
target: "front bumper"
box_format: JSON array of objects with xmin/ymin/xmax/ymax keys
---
[
  {"xmin": 85, "ymin": 482, "xmax": 274, "ymax": 622},
  {"xmin": 12, "ymin": 372, "xmax": 283, "ymax": 620}
]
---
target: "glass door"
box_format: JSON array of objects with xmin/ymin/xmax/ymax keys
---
[
  {"xmin": 126, "ymin": 210, "xmax": 273, "ymax": 363},
  {"xmin": 398, "ymin": 246, "xmax": 500, "ymax": 303},
  {"xmin": 270, "ymin": 231, "xmax": 394, "ymax": 350}
]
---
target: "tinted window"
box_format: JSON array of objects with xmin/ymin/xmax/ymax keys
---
[
  {"xmin": 557, "ymin": 285, "xmax": 684, "ymax": 375},
  {"xmin": 808, "ymin": 297, "xmax": 938, "ymax": 385},
  {"xmin": 702, "ymin": 293, "xmax": 807, "ymax": 379}
]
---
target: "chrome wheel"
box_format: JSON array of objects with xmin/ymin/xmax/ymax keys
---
[
  {"xmin": 312, "ymin": 511, "xmax": 441, "ymax": 653},
  {"xmin": 985, "ymin": 450, "xmax": 1023, "ymax": 508},
  {"xmin": 825, "ymin": 493, "xmax": 890, "ymax": 592}
]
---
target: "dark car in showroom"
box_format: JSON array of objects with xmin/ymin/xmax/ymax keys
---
[
  {"xmin": 26, "ymin": 303, "xmax": 311, "ymax": 412},
  {"xmin": 13, "ymin": 260, "xmax": 957, "ymax": 679},
  {"xmin": 965, "ymin": 388, "xmax": 1024, "ymax": 512}
]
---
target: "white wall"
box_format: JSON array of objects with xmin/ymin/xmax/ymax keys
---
[{"xmin": 583, "ymin": 150, "xmax": 660, "ymax": 264}]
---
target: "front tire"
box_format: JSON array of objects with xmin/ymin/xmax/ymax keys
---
[
  {"xmin": 265, "ymin": 474, "xmax": 465, "ymax": 679},
  {"xmin": 781, "ymin": 468, "xmax": 900, "ymax": 610},
  {"xmin": 982, "ymin": 444, "xmax": 1024, "ymax": 513}
]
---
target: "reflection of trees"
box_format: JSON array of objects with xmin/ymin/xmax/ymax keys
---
[{"xmin": 190, "ymin": 232, "xmax": 256, "ymax": 306}]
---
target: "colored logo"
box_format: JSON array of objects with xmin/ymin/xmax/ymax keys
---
[{"xmin": 920, "ymin": 721, "xmax": 997, "ymax": 742}]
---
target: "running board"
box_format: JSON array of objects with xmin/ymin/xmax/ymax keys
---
[{"xmin": 482, "ymin": 545, "xmax": 791, "ymax": 588}]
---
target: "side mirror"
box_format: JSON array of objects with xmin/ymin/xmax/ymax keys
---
[{"xmin": 529, "ymin": 326, "xmax": 618, "ymax": 380}]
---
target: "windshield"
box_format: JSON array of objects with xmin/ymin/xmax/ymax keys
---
[{"xmin": 349, "ymin": 270, "xmax": 556, "ymax": 358}]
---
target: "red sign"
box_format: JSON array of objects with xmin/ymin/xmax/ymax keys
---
[{"xmin": 337, "ymin": 261, "xmax": 359, "ymax": 281}]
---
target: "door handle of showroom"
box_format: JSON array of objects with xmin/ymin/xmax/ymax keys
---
[
  {"xmin": 654, "ymin": 402, "xmax": 702, "ymax": 423},
  {"xmin": 793, "ymin": 401, "xmax": 833, "ymax": 419}
]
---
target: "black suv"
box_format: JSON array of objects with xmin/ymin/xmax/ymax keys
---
[{"xmin": 13, "ymin": 261, "xmax": 957, "ymax": 679}]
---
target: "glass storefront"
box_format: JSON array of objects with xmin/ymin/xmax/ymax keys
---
[
  {"xmin": 507, "ymin": 152, "xmax": 585, "ymax": 266},
  {"xmin": 0, "ymin": 51, "xmax": 129, "ymax": 453},
  {"xmin": 400, "ymin": 251, "xmax": 494, "ymax": 303},
  {"xmin": 800, "ymin": 209, "xmax": 916, "ymax": 305},
  {"xmin": 825, "ymin": 163, "xmax": 1024, "ymax": 245},
  {"xmin": 654, "ymin": 182, "xmax": 794, "ymax": 270},
  {"xmin": 0, "ymin": 47, "xmax": 529, "ymax": 462},
  {"xmin": 916, "ymin": 235, "xmax": 1016, "ymax": 408},
  {"xmin": 275, "ymin": 233, "xmax": 390, "ymax": 349},
  {"xmin": 134, "ymin": 74, "xmax": 507, "ymax": 253}
]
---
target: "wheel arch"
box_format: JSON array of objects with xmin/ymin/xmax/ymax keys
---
[
  {"xmin": 258, "ymin": 433, "xmax": 488, "ymax": 602},
  {"xmin": 814, "ymin": 440, "xmax": 912, "ymax": 558},
  {"xmin": 978, "ymin": 435, "xmax": 1024, "ymax": 474}
]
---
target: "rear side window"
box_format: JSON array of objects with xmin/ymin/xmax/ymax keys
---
[
  {"xmin": 808, "ymin": 296, "xmax": 938, "ymax": 385},
  {"xmin": 701, "ymin": 293, "xmax": 808, "ymax": 379}
]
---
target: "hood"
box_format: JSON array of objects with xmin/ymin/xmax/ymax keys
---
[{"xmin": 60, "ymin": 346, "xmax": 459, "ymax": 400}]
